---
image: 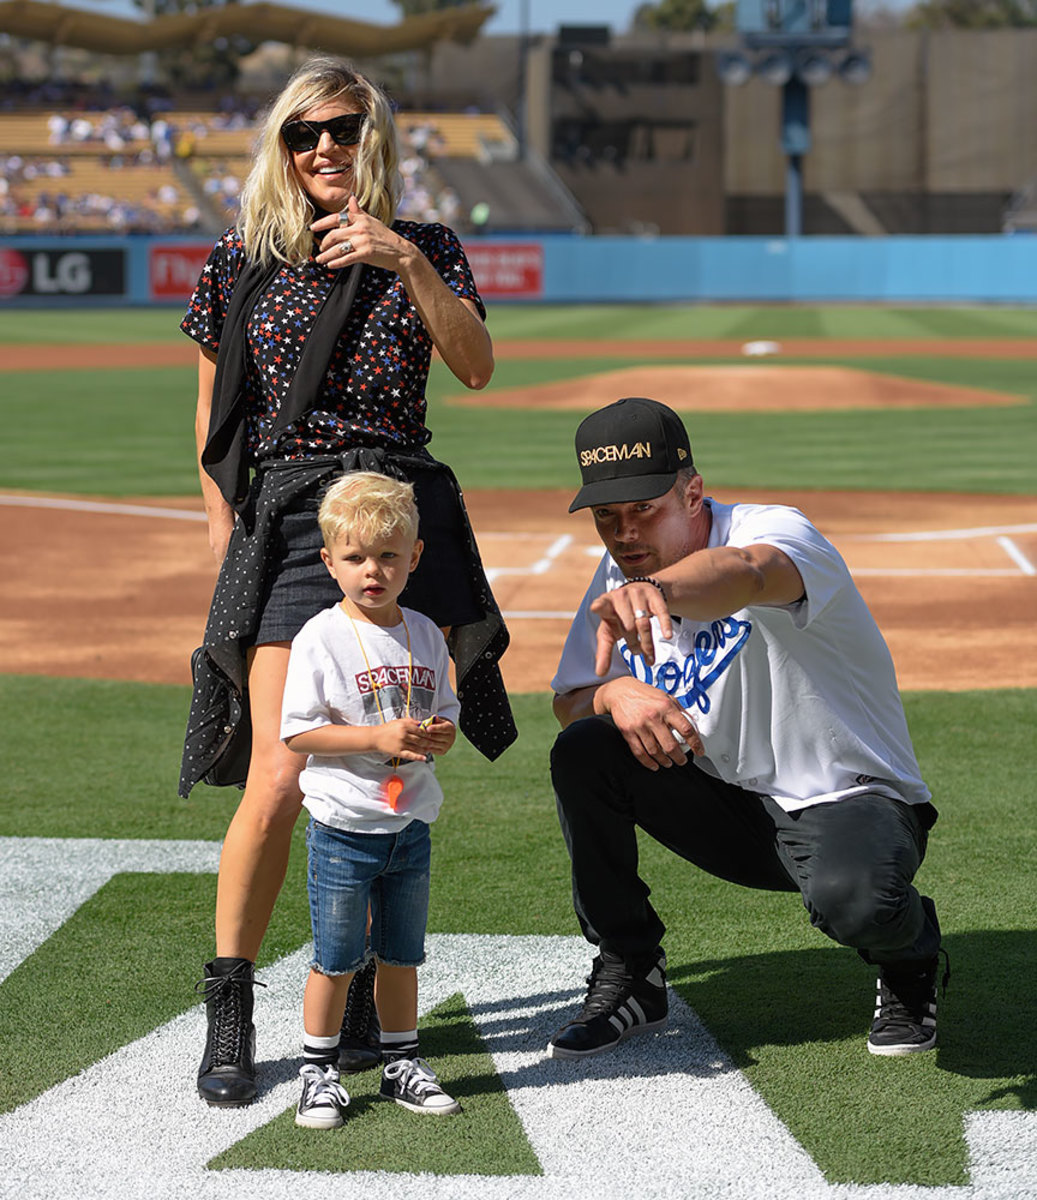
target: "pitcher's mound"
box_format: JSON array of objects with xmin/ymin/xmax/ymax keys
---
[{"xmin": 454, "ymin": 365, "xmax": 1023, "ymax": 412}]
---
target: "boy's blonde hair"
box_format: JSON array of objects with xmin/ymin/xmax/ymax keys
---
[
  {"xmin": 319, "ymin": 472, "xmax": 419, "ymax": 549},
  {"xmin": 238, "ymin": 56, "xmax": 403, "ymax": 267}
]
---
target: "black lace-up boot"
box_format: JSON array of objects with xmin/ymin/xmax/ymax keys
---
[
  {"xmin": 196, "ymin": 957, "xmax": 263, "ymax": 1106},
  {"xmin": 339, "ymin": 957, "xmax": 381, "ymax": 1073}
]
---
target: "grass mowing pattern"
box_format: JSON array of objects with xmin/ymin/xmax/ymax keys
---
[
  {"xmin": 209, "ymin": 992, "xmax": 542, "ymax": 1176},
  {"xmin": 0, "ymin": 871, "xmax": 218, "ymax": 1115},
  {"xmin": 1, "ymin": 347, "xmax": 1034, "ymax": 495},
  {"xmin": 1, "ymin": 678, "xmax": 1034, "ymax": 1184},
  {"xmin": 4, "ymin": 302, "xmax": 1037, "ymax": 344}
]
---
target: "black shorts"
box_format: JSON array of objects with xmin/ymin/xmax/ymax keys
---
[{"xmin": 253, "ymin": 463, "xmax": 484, "ymax": 644}]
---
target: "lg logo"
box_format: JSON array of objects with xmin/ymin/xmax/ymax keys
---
[
  {"xmin": 30, "ymin": 250, "xmax": 93, "ymax": 293},
  {"xmin": 0, "ymin": 247, "xmax": 124, "ymax": 297}
]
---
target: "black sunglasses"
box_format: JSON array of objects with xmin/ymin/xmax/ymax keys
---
[{"xmin": 280, "ymin": 113, "xmax": 366, "ymax": 153}]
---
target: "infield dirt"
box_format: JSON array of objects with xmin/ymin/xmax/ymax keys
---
[{"xmin": 3, "ymin": 487, "xmax": 1035, "ymax": 695}]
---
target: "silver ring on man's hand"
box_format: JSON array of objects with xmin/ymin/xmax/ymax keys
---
[
  {"xmin": 342, "ymin": 238, "xmax": 353, "ymax": 254},
  {"xmin": 634, "ymin": 609, "xmax": 649, "ymax": 619}
]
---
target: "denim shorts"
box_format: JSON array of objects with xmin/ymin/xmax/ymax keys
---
[{"xmin": 306, "ymin": 817, "xmax": 431, "ymax": 975}]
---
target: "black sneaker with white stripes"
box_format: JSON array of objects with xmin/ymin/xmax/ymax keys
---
[
  {"xmin": 867, "ymin": 951, "xmax": 949, "ymax": 1056},
  {"xmin": 547, "ymin": 948, "xmax": 668, "ymax": 1059}
]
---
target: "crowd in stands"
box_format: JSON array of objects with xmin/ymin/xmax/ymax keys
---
[{"xmin": 2, "ymin": 91, "xmax": 477, "ymax": 235}]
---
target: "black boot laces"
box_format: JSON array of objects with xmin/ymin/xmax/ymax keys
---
[
  {"xmin": 195, "ymin": 964, "xmax": 266, "ymax": 1067},
  {"xmin": 341, "ymin": 960, "xmax": 376, "ymax": 1041},
  {"xmin": 577, "ymin": 955, "xmax": 636, "ymax": 1021}
]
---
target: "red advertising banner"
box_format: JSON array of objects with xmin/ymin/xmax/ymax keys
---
[
  {"xmin": 463, "ymin": 242, "xmax": 544, "ymax": 299},
  {"xmin": 150, "ymin": 243, "xmax": 211, "ymax": 300}
]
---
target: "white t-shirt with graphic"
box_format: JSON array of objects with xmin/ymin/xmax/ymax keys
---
[
  {"xmin": 551, "ymin": 500, "xmax": 931, "ymax": 813},
  {"xmin": 281, "ymin": 604, "xmax": 460, "ymax": 833}
]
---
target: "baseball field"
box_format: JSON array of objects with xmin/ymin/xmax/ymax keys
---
[{"xmin": 1, "ymin": 302, "xmax": 1035, "ymax": 1198}]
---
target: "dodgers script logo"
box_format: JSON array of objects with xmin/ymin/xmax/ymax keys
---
[{"xmin": 620, "ymin": 616, "xmax": 752, "ymax": 713}]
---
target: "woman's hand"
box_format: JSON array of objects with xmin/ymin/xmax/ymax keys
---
[
  {"xmin": 311, "ymin": 194, "xmax": 417, "ymax": 274},
  {"xmin": 311, "ymin": 193, "xmax": 493, "ymax": 390},
  {"xmin": 207, "ymin": 506, "xmax": 235, "ymax": 565}
]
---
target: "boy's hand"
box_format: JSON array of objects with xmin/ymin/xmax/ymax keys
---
[
  {"xmin": 419, "ymin": 716, "xmax": 456, "ymax": 756},
  {"xmin": 372, "ymin": 718, "xmax": 435, "ymax": 762}
]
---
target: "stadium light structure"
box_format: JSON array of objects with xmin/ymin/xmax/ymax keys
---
[{"xmin": 715, "ymin": 0, "xmax": 872, "ymax": 236}]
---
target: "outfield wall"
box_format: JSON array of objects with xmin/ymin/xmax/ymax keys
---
[{"xmin": 2, "ymin": 234, "xmax": 1037, "ymax": 306}]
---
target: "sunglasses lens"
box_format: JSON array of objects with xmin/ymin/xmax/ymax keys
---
[
  {"xmin": 282, "ymin": 115, "xmax": 365, "ymax": 152},
  {"xmin": 281, "ymin": 122, "xmax": 317, "ymax": 152},
  {"xmin": 327, "ymin": 115, "xmax": 365, "ymax": 145}
]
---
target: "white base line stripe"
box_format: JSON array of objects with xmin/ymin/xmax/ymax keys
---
[
  {"xmin": 861, "ymin": 522, "xmax": 1037, "ymax": 542},
  {"xmin": 997, "ymin": 536, "xmax": 1037, "ymax": 575},
  {"xmin": 0, "ymin": 494, "xmax": 206, "ymax": 521},
  {"xmin": 4, "ymin": 495, "xmax": 1032, "ymax": 582},
  {"xmin": 851, "ymin": 568, "xmax": 1027, "ymax": 577}
]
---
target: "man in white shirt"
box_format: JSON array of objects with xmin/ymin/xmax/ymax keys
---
[{"xmin": 548, "ymin": 397, "xmax": 945, "ymax": 1062}]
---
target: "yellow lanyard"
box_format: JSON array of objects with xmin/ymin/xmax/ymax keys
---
[{"xmin": 344, "ymin": 606, "xmax": 413, "ymax": 809}]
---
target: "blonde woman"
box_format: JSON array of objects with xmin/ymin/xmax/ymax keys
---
[{"xmin": 180, "ymin": 57, "xmax": 514, "ymax": 1108}]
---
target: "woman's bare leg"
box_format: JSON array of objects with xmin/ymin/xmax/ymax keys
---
[
  {"xmin": 198, "ymin": 642, "xmax": 306, "ymax": 1107},
  {"xmin": 215, "ymin": 641, "xmax": 305, "ymax": 960}
]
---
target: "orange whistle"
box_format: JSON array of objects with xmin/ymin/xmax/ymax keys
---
[{"xmin": 386, "ymin": 774, "xmax": 404, "ymax": 810}]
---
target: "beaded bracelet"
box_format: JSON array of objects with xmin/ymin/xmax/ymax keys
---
[{"xmin": 625, "ymin": 576, "xmax": 666, "ymax": 596}]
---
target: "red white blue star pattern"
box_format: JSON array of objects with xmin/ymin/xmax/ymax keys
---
[{"xmin": 181, "ymin": 221, "xmax": 485, "ymax": 460}]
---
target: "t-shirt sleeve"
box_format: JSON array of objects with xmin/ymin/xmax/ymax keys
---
[
  {"xmin": 550, "ymin": 556, "xmax": 629, "ymax": 695},
  {"xmin": 726, "ymin": 504, "xmax": 852, "ymax": 629},
  {"xmin": 179, "ymin": 228, "xmax": 244, "ymax": 353},
  {"xmin": 432, "ymin": 633, "xmax": 461, "ymax": 726},
  {"xmin": 280, "ymin": 629, "xmax": 333, "ymax": 741},
  {"xmin": 419, "ymin": 223, "xmax": 486, "ymax": 319}
]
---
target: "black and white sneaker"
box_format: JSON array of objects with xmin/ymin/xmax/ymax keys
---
[
  {"xmin": 295, "ymin": 1063, "xmax": 351, "ymax": 1129},
  {"xmin": 547, "ymin": 948, "xmax": 668, "ymax": 1060},
  {"xmin": 380, "ymin": 1057, "xmax": 461, "ymax": 1115},
  {"xmin": 867, "ymin": 952, "xmax": 949, "ymax": 1057}
]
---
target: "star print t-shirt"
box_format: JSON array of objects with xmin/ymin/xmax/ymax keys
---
[
  {"xmin": 551, "ymin": 500, "xmax": 931, "ymax": 813},
  {"xmin": 281, "ymin": 604, "xmax": 460, "ymax": 833},
  {"xmin": 181, "ymin": 221, "xmax": 484, "ymax": 460}
]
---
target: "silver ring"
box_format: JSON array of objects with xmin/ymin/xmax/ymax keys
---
[
  {"xmin": 338, "ymin": 209, "xmax": 351, "ymax": 226},
  {"xmin": 342, "ymin": 237, "xmax": 353, "ymax": 254},
  {"xmin": 634, "ymin": 609, "xmax": 649, "ymax": 619}
]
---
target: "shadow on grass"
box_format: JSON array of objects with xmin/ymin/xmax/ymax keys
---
[{"xmin": 667, "ymin": 928, "xmax": 1037, "ymax": 1106}]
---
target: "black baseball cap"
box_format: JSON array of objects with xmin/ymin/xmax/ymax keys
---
[{"xmin": 568, "ymin": 397, "xmax": 695, "ymax": 513}]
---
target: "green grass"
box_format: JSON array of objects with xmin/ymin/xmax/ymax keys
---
[
  {"xmin": 1, "ymin": 677, "xmax": 1034, "ymax": 1184},
  {"xmin": 1, "ymin": 301, "xmax": 1033, "ymax": 1186},
  {"xmin": 210, "ymin": 993, "xmax": 541, "ymax": 1176},
  {"xmin": 1, "ymin": 350, "xmax": 1035, "ymax": 496},
  {"xmin": 5, "ymin": 303, "xmax": 1037, "ymax": 346}
]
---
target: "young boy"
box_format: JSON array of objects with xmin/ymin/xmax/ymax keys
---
[{"xmin": 281, "ymin": 471, "xmax": 461, "ymax": 1129}]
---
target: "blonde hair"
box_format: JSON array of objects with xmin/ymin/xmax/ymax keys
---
[
  {"xmin": 238, "ymin": 56, "xmax": 403, "ymax": 267},
  {"xmin": 319, "ymin": 472, "xmax": 419, "ymax": 549}
]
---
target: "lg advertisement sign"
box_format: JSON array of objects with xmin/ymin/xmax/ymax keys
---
[{"xmin": 0, "ymin": 247, "xmax": 125, "ymax": 298}]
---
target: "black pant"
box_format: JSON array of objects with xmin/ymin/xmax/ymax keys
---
[{"xmin": 551, "ymin": 717, "xmax": 941, "ymax": 967}]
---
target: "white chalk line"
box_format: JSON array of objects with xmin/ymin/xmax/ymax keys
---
[
  {"xmin": 859, "ymin": 522, "xmax": 1037, "ymax": 542},
  {"xmin": 996, "ymin": 537, "xmax": 1037, "ymax": 575},
  {"xmin": 5, "ymin": 495, "xmax": 1035, "ymax": 581},
  {"xmin": 0, "ymin": 493, "xmax": 207, "ymax": 521}
]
